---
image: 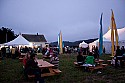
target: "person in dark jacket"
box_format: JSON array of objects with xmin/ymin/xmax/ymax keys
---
[
  {"xmin": 77, "ymin": 52, "xmax": 86, "ymax": 65},
  {"xmin": 1, "ymin": 47, "xmax": 6, "ymax": 59},
  {"xmin": 114, "ymin": 46, "xmax": 123, "ymax": 68}
]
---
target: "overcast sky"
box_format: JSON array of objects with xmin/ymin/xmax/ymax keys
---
[{"xmin": 0, "ymin": 0, "xmax": 125, "ymax": 42}]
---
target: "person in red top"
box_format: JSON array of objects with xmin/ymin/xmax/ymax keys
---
[
  {"xmin": 24, "ymin": 53, "xmax": 44, "ymax": 83},
  {"xmin": 23, "ymin": 52, "xmax": 30, "ymax": 67}
]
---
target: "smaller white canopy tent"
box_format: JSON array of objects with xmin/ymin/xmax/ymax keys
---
[
  {"xmin": 79, "ymin": 41, "xmax": 88, "ymax": 48},
  {"xmin": 4, "ymin": 35, "xmax": 30, "ymax": 46}
]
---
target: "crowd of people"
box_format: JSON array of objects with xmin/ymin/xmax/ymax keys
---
[
  {"xmin": 1, "ymin": 45, "xmax": 125, "ymax": 82},
  {"xmin": 76, "ymin": 45, "xmax": 125, "ymax": 69},
  {"xmin": 0, "ymin": 46, "xmax": 20, "ymax": 59}
]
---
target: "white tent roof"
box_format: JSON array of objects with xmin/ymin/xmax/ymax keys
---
[
  {"xmin": 4, "ymin": 35, "xmax": 30, "ymax": 45},
  {"xmin": 79, "ymin": 41, "xmax": 88, "ymax": 48},
  {"xmin": 95, "ymin": 37, "xmax": 110, "ymax": 43},
  {"xmin": 103, "ymin": 27, "xmax": 125, "ymax": 41}
]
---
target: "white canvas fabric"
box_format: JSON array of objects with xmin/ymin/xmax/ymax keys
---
[
  {"xmin": 103, "ymin": 27, "xmax": 125, "ymax": 41},
  {"xmin": 4, "ymin": 35, "xmax": 30, "ymax": 45},
  {"xmin": 79, "ymin": 41, "xmax": 88, "ymax": 48},
  {"xmin": 89, "ymin": 27, "xmax": 125, "ymax": 54}
]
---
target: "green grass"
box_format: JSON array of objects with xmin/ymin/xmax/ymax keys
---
[{"xmin": 0, "ymin": 53, "xmax": 125, "ymax": 83}]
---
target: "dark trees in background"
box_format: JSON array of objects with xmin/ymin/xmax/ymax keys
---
[{"xmin": 0, "ymin": 27, "xmax": 16, "ymax": 44}]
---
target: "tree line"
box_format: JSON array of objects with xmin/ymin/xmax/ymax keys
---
[{"xmin": 0, "ymin": 27, "xmax": 16, "ymax": 44}]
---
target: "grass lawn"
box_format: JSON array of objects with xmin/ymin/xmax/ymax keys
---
[{"xmin": 0, "ymin": 53, "xmax": 125, "ymax": 83}]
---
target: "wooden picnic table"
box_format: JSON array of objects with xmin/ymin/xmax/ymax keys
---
[
  {"xmin": 37, "ymin": 59, "xmax": 54, "ymax": 68},
  {"xmin": 42, "ymin": 55, "xmax": 52, "ymax": 59},
  {"xmin": 37, "ymin": 59, "xmax": 61, "ymax": 77}
]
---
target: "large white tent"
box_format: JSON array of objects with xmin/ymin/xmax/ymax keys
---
[
  {"xmin": 4, "ymin": 35, "xmax": 30, "ymax": 46},
  {"xmin": 103, "ymin": 27, "xmax": 125, "ymax": 41},
  {"xmin": 89, "ymin": 27, "xmax": 125, "ymax": 54}
]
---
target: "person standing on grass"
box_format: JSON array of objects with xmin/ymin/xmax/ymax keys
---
[
  {"xmin": 121, "ymin": 46, "xmax": 125, "ymax": 56},
  {"xmin": 93, "ymin": 46, "xmax": 99, "ymax": 60},
  {"xmin": 6, "ymin": 47, "xmax": 11, "ymax": 58},
  {"xmin": 11, "ymin": 46, "xmax": 16, "ymax": 59},
  {"xmin": 1, "ymin": 47, "xmax": 6, "ymax": 59},
  {"xmin": 24, "ymin": 53, "xmax": 44, "ymax": 83},
  {"xmin": 114, "ymin": 46, "xmax": 123, "ymax": 68}
]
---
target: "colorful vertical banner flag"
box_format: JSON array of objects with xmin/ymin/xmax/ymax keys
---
[
  {"xmin": 99, "ymin": 13, "xmax": 103, "ymax": 55},
  {"xmin": 111, "ymin": 9, "xmax": 119, "ymax": 56},
  {"xmin": 111, "ymin": 10, "xmax": 119, "ymax": 46},
  {"xmin": 58, "ymin": 31, "xmax": 63, "ymax": 54}
]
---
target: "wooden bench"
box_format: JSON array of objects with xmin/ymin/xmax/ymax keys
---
[
  {"xmin": 102, "ymin": 64, "xmax": 108, "ymax": 68},
  {"xmin": 28, "ymin": 69, "xmax": 62, "ymax": 78},
  {"xmin": 19, "ymin": 57, "xmax": 23, "ymax": 62},
  {"xmin": 107, "ymin": 60, "xmax": 112, "ymax": 65},
  {"xmin": 52, "ymin": 69, "xmax": 62, "ymax": 74},
  {"xmin": 88, "ymin": 66, "xmax": 104, "ymax": 72},
  {"xmin": 28, "ymin": 75, "xmax": 35, "ymax": 78},
  {"xmin": 42, "ymin": 69, "xmax": 62, "ymax": 77},
  {"xmin": 28, "ymin": 73, "xmax": 56, "ymax": 78},
  {"xmin": 74, "ymin": 62, "xmax": 82, "ymax": 67},
  {"xmin": 74, "ymin": 62, "xmax": 78, "ymax": 65},
  {"xmin": 89, "ymin": 64, "xmax": 108, "ymax": 72}
]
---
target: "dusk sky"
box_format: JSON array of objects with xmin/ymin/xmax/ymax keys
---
[{"xmin": 0, "ymin": 0, "xmax": 125, "ymax": 42}]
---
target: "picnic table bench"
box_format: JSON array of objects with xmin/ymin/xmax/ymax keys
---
[
  {"xmin": 107, "ymin": 60, "xmax": 112, "ymax": 65},
  {"xmin": 27, "ymin": 60, "xmax": 62, "ymax": 78},
  {"xmin": 28, "ymin": 68, "xmax": 62, "ymax": 78},
  {"xmin": 19, "ymin": 57, "xmax": 23, "ymax": 62},
  {"xmin": 74, "ymin": 62, "xmax": 82, "ymax": 67}
]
